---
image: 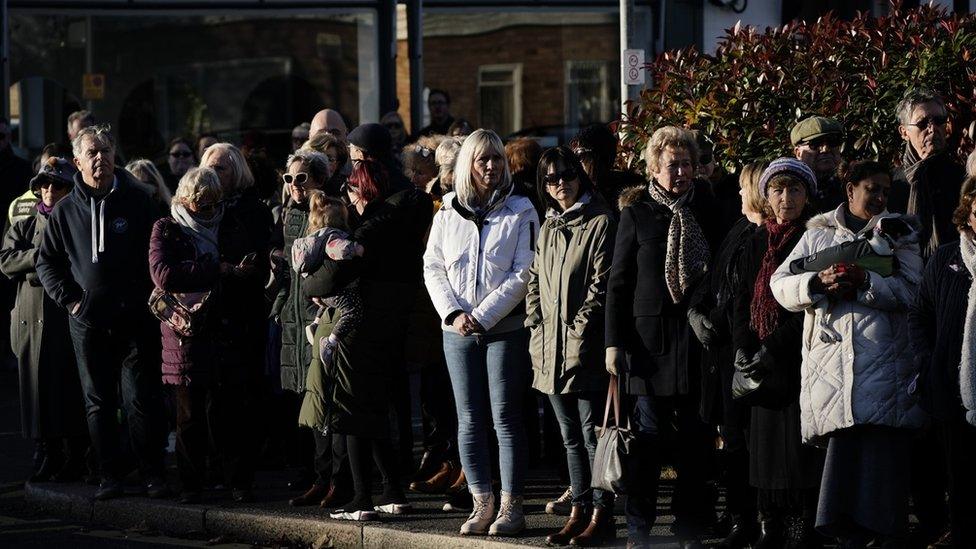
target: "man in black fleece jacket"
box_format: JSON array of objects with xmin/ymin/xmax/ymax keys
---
[{"xmin": 36, "ymin": 125, "xmax": 166, "ymax": 500}]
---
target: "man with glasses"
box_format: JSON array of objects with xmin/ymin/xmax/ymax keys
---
[
  {"xmin": 416, "ymin": 89, "xmax": 455, "ymax": 138},
  {"xmin": 790, "ymin": 115, "xmax": 847, "ymax": 212},
  {"xmin": 889, "ymin": 87, "xmax": 964, "ymax": 260}
]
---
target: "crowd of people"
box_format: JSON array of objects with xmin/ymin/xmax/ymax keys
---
[{"xmin": 1, "ymin": 84, "xmax": 975, "ymax": 549}]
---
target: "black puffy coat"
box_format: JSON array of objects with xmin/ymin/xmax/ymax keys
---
[{"xmin": 276, "ymin": 202, "xmax": 318, "ymax": 393}]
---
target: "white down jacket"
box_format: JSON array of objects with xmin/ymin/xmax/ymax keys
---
[
  {"xmin": 423, "ymin": 190, "xmax": 539, "ymax": 334},
  {"xmin": 770, "ymin": 205, "xmax": 927, "ymax": 445}
]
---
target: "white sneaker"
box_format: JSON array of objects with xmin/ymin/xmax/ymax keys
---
[
  {"xmin": 545, "ymin": 486, "xmax": 573, "ymax": 515},
  {"xmin": 488, "ymin": 491, "xmax": 525, "ymax": 536},
  {"xmin": 329, "ymin": 509, "xmax": 378, "ymax": 521},
  {"xmin": 459, "ymin": 491, "xmax": 495, "ymax": 536},
  {"xmin": 374, "ymin": 502, "xmax": 412, "ymax": 514}
]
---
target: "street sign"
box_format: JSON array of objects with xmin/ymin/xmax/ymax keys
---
[
  {"xmin": 623, "ymin": 49, "xmax": 644, "ymax": 86},
  {"xmin": 83, "ymin": 74, "xmax": 105, "ymax": 101}
]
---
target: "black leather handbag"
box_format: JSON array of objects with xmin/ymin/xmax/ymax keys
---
[{"xmin": 591, "ymin": 376, "xmax": 634, "ymax": 494}]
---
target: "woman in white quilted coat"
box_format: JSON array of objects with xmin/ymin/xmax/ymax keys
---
[{"xmin": 770, "ymin": 160, "xmax": 926, "ymax": 546}]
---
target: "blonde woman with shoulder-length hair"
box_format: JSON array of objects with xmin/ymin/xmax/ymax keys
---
[
  {"xmin": 126, "ymin": 159, "xmax": 174, "ymax": 206},
  {"xmin": 199, "ymin": 143, "xmax": 255, "ymax": 196},
  {"xmin": 423, "ymin": 128, "xmax": 539, "ymax": 537}
]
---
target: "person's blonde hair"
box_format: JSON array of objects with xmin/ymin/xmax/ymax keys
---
[
  {"xmin": 453, "ymin": 129, "xmax": 511, "ymax": 209},
  {"xmin": 738, "ymin": 161, "xmax": 767, "ymax": 219},
  {"xmin": 303, "ymin": 132, "xmax": 349, "ymax": 168},
  {"xmin": 435, "ymin": 136, "xmax": 465, "ymax": 192},
  {"xmin": 306, "ymin": 190, "xmax": 349, "ymax": 235},
  {"xmin": 125, "ymin": 158, "xmax": 173, "ymax": 205},
  {"xmin": 643, "ymin": 126, "xmax": 699, "ymax": 175},
  {"xmin": 287, "ymin": 149, "xmax": 332, "ymax": 185},
  {"xmin": 199, "ymin": 142, "xmax": 254, "ymax": 193},
  {"xmin": 173, "ymin": 167, "xmax": 222, "ymax": 208}
]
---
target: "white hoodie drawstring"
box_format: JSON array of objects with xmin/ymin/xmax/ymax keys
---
[
  {"xmin": 98, "ymin": 200, "xmax": 106, "ymax": 254},
  {"xmin": 90, "ymin": 197, "xmax": 98, "ymax": 263}
]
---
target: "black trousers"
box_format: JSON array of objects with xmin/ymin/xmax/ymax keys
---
[
  {"xmin": 312, "ymin": 429, "xmax": 352, "ymax": 492},
  {"xmin": 910, "ymin": 423, "xmax": 948, "ymax": 540},
  {"xmin": 945, "ymin": 414, "xmax": 976, "ymax": 548},
  {"xmin": 420, "ymin": 358, "xmax": 458, "ymax": 458},
  {"xmin": 68, "ymin": 316, "xmax": 164, "ymax": 479},
  {"xmin": 345, "ymin": 434, "xmax": 402, "ymax": 511}
]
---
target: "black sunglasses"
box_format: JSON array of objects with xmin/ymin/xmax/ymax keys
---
[
  {"xmin": 543, "ymin": 168, "xmax": 577, "ymax": 186},
  {"xmin": 170, "ymin": 151, "xmax": 193, "ymax": 159},
  {"xmin": 906, "ymin": 115, "xmax": 948, "ymax": 131},
  {"xmin": 801, "ymin": 135, "xmax": 844, "ymax": 149},
  {"xmin": 40, "ymin": 178, "xmax": 71, "ymax": 190}
]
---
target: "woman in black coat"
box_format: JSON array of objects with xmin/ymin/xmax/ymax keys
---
[
  {"xmin": 0, "ymin": 159, "xmax": 86, "ymax": 482},
  {"xmin": 605, "ymin": 127, "xmax": 720, "ymax": 548},
  {"xmin": 730, "ymin": 159, "xmax": 823, "ymax": 549},
  {"xmin": 909, "ymin": 183, "xmax": 976, "ymax": 548},
  {"xmin": 688, "ymin": 162, "xmax": 767, "ymax": 547},
  {"xmin": 200, "ymin": 143, "xmax": 274, "ymax": 503}
]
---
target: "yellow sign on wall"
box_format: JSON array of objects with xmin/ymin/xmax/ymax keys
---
[{"xmin": 83, "ymin": 74, "xmax": 105, "ymax": 101}]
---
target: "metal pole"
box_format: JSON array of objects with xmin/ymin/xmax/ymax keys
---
[
  {"xmin": 1, "ymin": 0, "xmax": 8, "ymax": 120},
  {"xmin": 407, "ymin": 0, "xmax": 424, "ymax": 136},
  {"xmin": 619, "ymin": 0, "xmax": 635, "ymax": 119}
]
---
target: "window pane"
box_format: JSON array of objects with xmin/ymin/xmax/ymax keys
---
[
  {"xmin": 10, "ymin": 10, "xmax": 377, "ymax": 161},
  {"xmin": 479, "ymin": 84, "xmax": 514, "ymax": 137}
]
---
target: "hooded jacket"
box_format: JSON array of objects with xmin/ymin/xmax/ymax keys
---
[
  {"xmin": 423, "ymin": 189, "xmax": 539, "ymax": 334},
  {"xmin": 770, "ymin": 205, "xmax": 927, "ymax": 444},
  {"xmin": 36, "ymin": 169, "xmax": 161, "ymax": 327},
  {"xmin": 527, "ymin": 193, "xmax": 616, "ymax": 394}
]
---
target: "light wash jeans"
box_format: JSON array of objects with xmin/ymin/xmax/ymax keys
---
[{"xmin": 442, "ymin": 328, "xmax": 528, "ymax": 495}]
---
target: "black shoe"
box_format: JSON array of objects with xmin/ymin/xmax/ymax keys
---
[
  {"xmin": 717, "ymin": 520, "xmax": 759, "ymax": 548},
  {"xmin": 178, "ymin": 491, "xmax": 201, "ymax": 504},
  {"xmin": 145, "ymin": 478, "xmax": 172, "ymax": 499},
  {"xmin": 441, "ymin": 488, "xmax": 472, "ymax": 512},
  {"xmin": 231, "ymin": 489, "xmax": 253, "ymax": 503},
  {"xmin": 94, "ymin": 478, "xmax": 123, "ymax": 501},
  {"xmin": 755, "ymin": 518, "xmax": 784, "ymax": 549}
]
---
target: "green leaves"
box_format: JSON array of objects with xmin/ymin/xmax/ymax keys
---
[{"xmin": 619, "ymin": 3, "xmax": 976, "ymax": 174}]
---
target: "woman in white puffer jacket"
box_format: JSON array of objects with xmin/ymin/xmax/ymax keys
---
[
  {"xmin": 769, "ymin": 160, "xmax": 926, "ymax": 547},
  {"xmin": 423, "ymin": 129, "xmax": 539, "ymax": 537}
]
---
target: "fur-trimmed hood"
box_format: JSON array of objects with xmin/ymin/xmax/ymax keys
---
[{"xmin": 617, "ymin": 185, "xmax": 648, "ymax": 210}]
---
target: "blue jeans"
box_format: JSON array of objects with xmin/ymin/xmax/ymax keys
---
[
  {"xmin": 548, "ymin": 391, "xmax": 614, "ymax": 508},
  {"xmin": 443, "ymin": 328, "xmax": 528, "ymax": 495}
]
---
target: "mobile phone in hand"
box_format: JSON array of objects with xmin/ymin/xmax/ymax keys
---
[{"xmin": 239, "ymin": 252, "xmax": 258, "ymax": 267}]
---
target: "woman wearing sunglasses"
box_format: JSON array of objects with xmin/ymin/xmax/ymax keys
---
[
  {"xmin": 0, "ymin": 157, "xmax": 87, "ymax": 484},
  {"xmin": 526, "ymin": 146, "xmax": 617, "ymax": 546},
  {"xmin": 270, "ymin": 150, "xmax": 344, "ymax": 506}
]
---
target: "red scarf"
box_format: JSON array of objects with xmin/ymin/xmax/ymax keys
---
[{"xmin": 750, "ymin": 219, "xmax": 802, "ymax": 340}]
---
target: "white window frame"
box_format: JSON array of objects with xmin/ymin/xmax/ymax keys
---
[{"xmin": 477, "ymin": 63, "xmax": 522, "ymax": 135}]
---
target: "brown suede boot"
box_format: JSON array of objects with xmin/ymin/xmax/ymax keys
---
[
  {"xmin": 547, "ymin": 504, "xmax": 589, "ymax": 546},
  {"xmin": 571, "ymin": 506, "xmax": 616, "ymax": 546},
  {"xmin": 289, "ymin": 483, "xmax": 327, "ymax": 507},
  {"xmin": 409, "ymin": 461, "xmax": 456, "ymax": 494}
]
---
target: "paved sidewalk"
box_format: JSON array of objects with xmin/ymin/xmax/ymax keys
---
[{"xmin": 23, "ymin": 472, "xmax": 708, "ymax": 548}]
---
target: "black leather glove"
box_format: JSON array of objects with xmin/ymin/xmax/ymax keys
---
[
  {"xmin": 688, "ymin": 307, "xmax": 718, "ymax": 348},
  {"xmin": 737, "ymin": 346, "xmax": 769, "ymax": 379}
]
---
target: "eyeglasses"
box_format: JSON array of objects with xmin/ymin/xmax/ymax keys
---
[
  {"xmin": 282, "ymin": 172, "xmax": 309, "ymax": 186},
  {"xmin": 906, "ymin": 115, "xmax": 948, "ymax": 131},
  {"xmin": 170, "ymin": 151, "xmax": 193, "ymax": 159},
  {"xmin": 543, "ymin": 168, "xmax": 577, "ymax": 186},
  {"xmin": 340, "ymin": 182, "xmax": 359, "ymax": 193},
  {"xmin": 800, "ymin": 135, "xmax": 843, "ymax": 149}
]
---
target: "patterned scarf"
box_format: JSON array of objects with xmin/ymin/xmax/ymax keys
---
[
  {"xmin": 903, "ymin": 142, "xmax": 941, "ymax": 258},
  {"xmin": 647, "ymin": 182, "xmax": 710, "ymax": 303},
  {"xmin": 750, "ymin": 219, "xmax": 803, "ymax": 340},
  {"xmin": 958, "ymin": 232, "xmax": 976, "ymax": 426}
]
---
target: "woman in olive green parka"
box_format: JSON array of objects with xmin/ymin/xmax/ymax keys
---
[{"xmin": 526, "ymin": 146, "xmax": 617, "ymax": 546}]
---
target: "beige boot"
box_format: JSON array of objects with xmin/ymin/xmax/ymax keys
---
[
  {"xmin": 488, "ymin": 491, "xmax": 525, "ymax": 536},
  {"xmin": 459, "ymin": 491, "xmax": 495, "ymax": 536}
]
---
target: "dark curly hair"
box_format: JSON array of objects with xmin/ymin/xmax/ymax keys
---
[{"xmin": 952, "ymin": 177, "xmax": 976, "ymax": 232}]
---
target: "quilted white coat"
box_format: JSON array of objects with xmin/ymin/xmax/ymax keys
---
[
  {"xmin": 770, "ymin": 205, "xmax": 927, "ymax": 445},
  {"xmin": 423, "ymin": 190, "xmax": 539, "ymax": 334}
]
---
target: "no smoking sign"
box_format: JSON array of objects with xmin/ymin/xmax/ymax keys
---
[{"xmin": 624, "ymin": 49, "xmax": 645, "ymax": 86}]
